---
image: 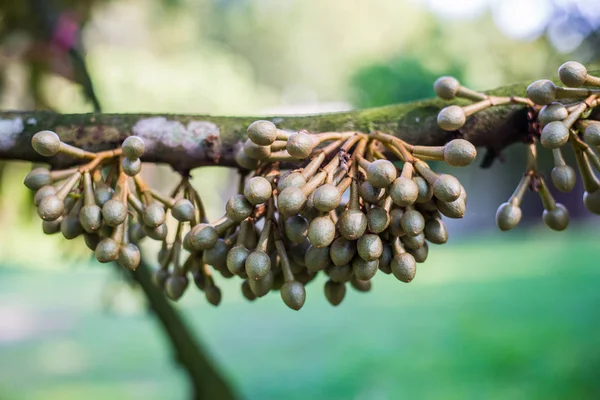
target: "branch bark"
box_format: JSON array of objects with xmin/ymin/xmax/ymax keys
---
[{"xmin": 0, "ymin": 82, "xmax": 530, "ymax": 171}]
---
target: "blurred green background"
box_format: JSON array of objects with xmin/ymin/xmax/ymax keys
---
[{"xmin": 1, "ymin": 0, "xmax": 600, "ymax": 399}]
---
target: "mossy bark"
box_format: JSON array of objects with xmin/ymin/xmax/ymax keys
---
[{"xmin": 0, "ymin": 82, "xmax": 530, "ymax": 171}]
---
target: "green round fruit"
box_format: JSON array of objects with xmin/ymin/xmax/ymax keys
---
[
  {"xmin": 437, "ymin": 105, "xmax": 466, "ymax": 131},
  {"xmin": 324, "ymin": 279, "xmax": 346, "ymax": 306},
  {"xmin": 359, "ymin": 181, "xmax": 385, "ymax": 204},
  {"xmin": 34, "ymin": 185, "xmax": 56, "ymax": 206},
  {"xmin": 24, "ymin": 168, "xmax": 51, "ymax": 190},
  {"xmin": 433, "ymin": 174, "xmax": 461, "ymax": 202},
  {"xmin": 352, "ymin": 257, "xmax": 379, "ymax": 281},
  {"xmin": 308, "ymin": 216, "xmax": 336, "ymax": 248},
  {"xmin": 144, "ymin": 223, "xmax": 168, "ymax": 240},
  {"xmin": 285, "ymin": 215, "xmax": 309, "ymax": 243},
  {"xmin": 118, "ymin": 243, "xmax": 141, "ymax": 271},
  {"xmin": 227, "ymin": 245, "xmax": 250, "ymax": 275},
  {"xmin": 584, "ymin": 123, "xmax": 600, "ymax": 146},
  {"xmin": 248, "ymin": 270, "xmax": 274, "ymax": 297},
  {"xmin": 94, "ymin": 186, "xmax": 114, "ymax": 206},
  {"xmin": 366, "ymin": 206, "xmax": 390, "ymax": 234},
  {"xmin": 495, "ymin": 202, "xmax": 522, "ymax": 231},
  {"xmin": 551, "ymin": 165, "xmax": 576, "ymax": 193},
  {"xmin": 38, "ymin": 195, "xmax": 65, "ymax": 221},
  {"xmin": 203, "ymin": 238, "xmax": 229, "ymax": 270},
  {"xmin": 235, "ymin": 146, "xmax": 260, "ymax": 169},
  {"xmin": 245, "ymin": 250, "xmax": 271, "ymax": 281},
  {"xmin": 538, "ymin": 103, "xmax": 568, "ymax": 126},
  {"xmin": 280, "ymin": 281, "xmax": 306, "ymax": 310},
  {"xmin": 172, "ymin": 198, "xmax": 195, "ymax": 222},
  {"xmin": 433, "ymin": 76, "xmax": 460, "ymax": 99},
  {"xmin": 32, "ymin": 130, "xmax": 61, "ymax": 156},
  {"xmin": 143, "ymin": 203, "xmax": 166, "ymax": 228},
  {"xmin": 337, "ymin": 209, "xmax": 367, "ymax": 240},
  {"xmin": 248, "ymin": 120, "xmax": 277, "ymax": 146},
  {"xmin": 366, "ymin": 159, "xmax": 397, "ymax": 188},
  {"xmin": 244, "ymin": 176, "xmax": 272, "ymax": 205},
  {"xmin": 286, "ymin": 131, "xmax": 316, "ymax": 159},
  {"xmin": 543, "ymin": 204, "xmax": 569, "ymax": 231},
  {"xmin": 305, "ymin": 245, "xmax": 331, "ymax": 271},
  {"xmin": 327, "ymin": 264, "xmax": 352, "ymax": 283},
  {"xmin": 102, "ymin": 199, "xmax": 128, "ymax": 227},
  {"xmin": 79, "ymin": 204, "xmax": 102, "ymax": 232},
  {"xmin": 226, "ymin": 194, "xmax": 253, "ymax": 222},
  {"xmin": 277, "ymin": 172, "xmax": 307, "ymax": 192},
  {"xmin": 558, "ymin": 61, "xmax": 587, "ymax": 87},
  {"xmin": 541, "ymin": 121, "xmax": 569, "ymax": 149},
  {"xmin": 357, "ymin": 234, "xmax": 383, "ymax": 261},
  {"xmin": 244, "ymin": 138, "xmax": 271, "ymax": 160},
  {"xmin": 121, "ymin": 157, "xmax": 142, "ymax": 176},
  {"xmin": 443, "ymin": 139, "xmax": 477, "ymax": 167},
  {"xmin": 313, "ymin": 184, "xmax": 342, "ymax": 212},
  {"xmin": 402, "ymin": 232, "xmax": 425, "ymax": 250},
  {"xmin": 188, "ymin": 224, "xmax": 218, "ymax": 250},
  {"xmin": 165, "ymin": 275, "xmax": 189, "ymax": 300},
  {"xmin": 584, "ymin": 189, "xmax": 600, "ymax": 214},
  {"xmin": 278, "ymin": 186, "xmax": 307, "ymax": 217},
  {"xmin": 330, "ymin": 236, "xmax": 357, "ymax": 266},
  {"xmin": 391, "ymin": 253, "xmax": 416, "ymax": 283},
  {"xmin": 390, "ymin": 177, "xmax": 418, "ymax": 207},
  {"xmin": 526, "ymin": 79, "xmax": 557, "ymax": 105},
  {"xmin": 95, "ymin": 238, "xmax": 120, "ymax": 263},
  {"xmin": 122, "ymin": 136, "xmax": 145, "ymax": 159},
  {"xmin": 424, "ymin": 218, "xmax": 448, "ymax": 244},
  {"xmin": 205, "ymin": 285, "xmax": 222, "ymax": 306},
  {"xmin": 414, "ymin": 176, "xmax": 433, "ymax": 203},
  {"xmin": 400, "ymin": 209, "xmax": 425, "ymax": 236}
]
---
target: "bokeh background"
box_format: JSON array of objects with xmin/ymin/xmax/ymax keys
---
[{"xmin": 1, "ymin": 0, "xmax": 600, "ymax": 399}]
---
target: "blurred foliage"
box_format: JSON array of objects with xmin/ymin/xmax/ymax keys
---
[
  {"xmin": 350, "ymin": 56, "xmax": 464, "ymax": 107},
  {"xmin": 1, "ymin": 229, "xmax": 600, "ymax": 399}
]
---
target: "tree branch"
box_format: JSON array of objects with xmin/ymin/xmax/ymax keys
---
[
  {"xmin": 0, "ymin": 83, "xmax": 530, "ymax": 171},
  {"xmin": 131, "ymin": 260, "xmax": 238, "ymax": 400}
]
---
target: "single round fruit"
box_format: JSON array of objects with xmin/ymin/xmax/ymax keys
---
[
  {"xmin": 390, "ymin": 177, "xmax": 418, "ymax": 207},
  {"xmin": 286, "ymin": 131, "xmax": 316, "ymax": 159},
  {"xmin": 584, "ymin": 123, "xmax": 600, "ymax": 146},
  {"xmin": 330, "ymin": 237, "xmax": 357, "ymax": 266},
  {"xmin": 558, "ymin": 61, "xmax": 587, "ymax": 87},
  {"xmin": 551, "ymin": 165, "xmax": 576, "ymax": 193},
  {"xmin": 526, "ymin": 79, "xmax": 556, "ymax": 105},
  {"xmin": 308, "ymin": 216, "xmax": 336, "ymax": 248},
  {"xmin": 247, "ymin": 120, "xmax": 277, "ymax": 145},
  {"xmin": 34, "ymin": 185, "xmax": 56, "ymax": 206},
  {"xmin": 79, "ymin": 204, "xmax": 103, "ymax": 232},
  {"xmin": 121, "ymin": 157, "xmax": 142, "ymax": 176},
  {"xmin": 305, "ymin": 245, "xmax": 331, "ymax": 271},
  {"xmin": 443, "ymin": 139, "xmax": 477, "ymax": 167},
  {"xmin": 400, "ymin": 209, "xmax": 425, "ymax": 237},
  {"xmin": 433, "ymin": 76, "xmax": 460, "ymax": 99},
  {"xmin": 227, "ymin": 245, "xmax": 250, "ymax": 275},
  {"xmin": 24, "ymin": 168, "xmax": 51, "ymax": 190},
  {"xmin": 122, "ymin": 136, "xmax": 145, "ymax": 159},
  {"xmin": 187, "ymin": 223, "xmax": 218, "ymax": 250},
  {"xmin": 352, "ymin": 257, "xmax": 379, "ymax": 281},
  {"xmin": 359, "ymin": 181, "xmax": 385, "ymax": 204},
  {"xmin": 244, "ymin": 176, "xmax": 272, "ymax": 205},
  {"xmin": 414, "ymin": 176, "xmax": 433, "ymax": 203},
  {"xmin": 245, "ymin": 251, "xmax": 271, "ymax": 281},
  {"xmin": 538, "ymin": 103, "xmax": 568, "ymax": 126},
  {"xmin": 32, "ymin": 130, "xmax": 61, "ymax": 156},
  {"xmin": 357, "ymin": 234, "xmax": 383, "ymax": 261},
  {"xmin": 424, "ymin": 218, "xmax": 448, "ymax": 244},
  {"xmin": 337, "ymin": 209, "xmax": 368, "ymax": 240},
  {"xmin": 543, "ymin": 204, "xmax": 569, "ymax": 231},
  {"xmin": 244, "ymin": 139, "xmax": 271, "ymax": 160},
  {"xmin": 541, "ymin": 121, "xmax": 569, "ymax": 149},
  {"xmin": 437, "ymin": 105, "xmax": 466, "ymax": 131},
  {"xmin": 280, "ymin": 281, "xmax": 306, "ymax": 310},
  {"xmin": 284, "ymin": 215, "xmax": 309, "ymax": 243},
  {"xmin": 366, "ymin": 160, "xmax": 397, "ymax": 188},
  {"xmin": 102, "ymin": 199, "xmax": 128, "ymax": 227},
  {"xmin": 118, "ymin": 243, "xmax": 141, "ymax": 271},
  {"xmin": 391, "ymin": 253, "xmax": 416, "ymax": 283},
  {"xmin": 313, "ymin": 184, "xmax": 342, "ymax": 212},
  {"xmin": 38, "ymin": 195, "xmax": 65, "ymax": 221},
  {"xmin": 324, "ymin": 280, "xmax": 346, "ymax": 306},
  {"xmin": 277, "ymin": 172, "xmax": 307, "ymax": 192},
  {"xmin": 165, "ymin": 275, "xmax": 189, "ymax": 300},
  {"xmin": 95, "ymin": 238, "xmax": 120, "ymax": 263},
  {"xmin": 496, "ymin": 202, "xmax": 522, "ymax": 231},
  {"xmin": 172, "ymin": 198, "xmax": 195, "ymax": 222},
  {"xmin": 143, "ymin": 203, "xmax": 166, "ymax": 228},
  {"xmin": 205, "ymin": 285, "xmax": 222, "ymax": 306},
  {"xmin": 366, "ymin": 206, "xmax": 390, "ymax": 234},
  {"xmin": 433, "ymin": 174, "xmax": 462, "ymax": 202},
  {"xmin": 278, "ymin": 186, "xmax": 307, "ymax": 217},
  {"xmin": 226, "ymin": 194, "xmax": 253, "ymax": 222}
]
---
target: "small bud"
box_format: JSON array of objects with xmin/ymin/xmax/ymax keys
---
[
  {"xmin": 32, "ymin": 130, "xmax": 61, "ymax": 157},
  {"xmin": 366, "ymin": 160, "xmax": 397, "ymax": 188},
  {"xmin": 122, "ymin": 136, "xmax": 145, "ymax": 159},
  {"xmin": 391, "ymin": 253, "xmax": 416, "ymax": 283},
  {"xmin": 437, "ymin": 105, "xmax": 466, "ymax": 131},
  {"xmin": 286, "ymin": 131, "xmax": 317, "ymax": 159},
  {"xmin": 433, "ymin": 76, "xmax": 460, "ymax": 99},
  {"xmin": 244, "ymin": 176, "xmax": 272, "ymax": 205},
  {"xmin": 496, "ymin": 202, "xmax": 522, "ymax": 231},
  {"xmin": 172, "ymin": 198, "xmax": 195, "ymax": 222},
  {"xmin": 121, "ymin": 157, "xmax": 142, "ymax": 176},
  {"xmin": 248, "ymin": 120, "xmax": 277, "ymax": 146},
  {"xmin": 558, "ymin": 61, "xmax": 588, "ymax": 87},
  {"xmin": 280, "ymin": 281, "xmax": 306, "ymax": 310},
  {"xmin": 540, "ymin": 121, "xmax": 569, "ymax": 149}
]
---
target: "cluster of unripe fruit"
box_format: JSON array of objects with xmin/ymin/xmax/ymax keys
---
[
  {"xmin": 221, "ymin": 119, "xmax": 476, "ymax": 309},
  {"xmin": 25, "ymin": 116, "xmax": 477, "ymax": 310},
  {"xmin": 434, "ymin": 61, "xmax": 600, "ymax": 232}
]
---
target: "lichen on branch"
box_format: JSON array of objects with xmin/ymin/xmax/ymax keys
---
[{"xmin": 0, "ymin": 83, "xmax": 529, "ymax": 171}]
